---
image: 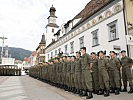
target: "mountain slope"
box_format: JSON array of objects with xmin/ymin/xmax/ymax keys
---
[{"xmin": 0, "ymin": 47, "xmax": 32, "ymax": 61}]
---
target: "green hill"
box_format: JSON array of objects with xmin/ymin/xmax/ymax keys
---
[{"xmin": 0, "ymin": 47, "xmax": 32, "ymax": 61}]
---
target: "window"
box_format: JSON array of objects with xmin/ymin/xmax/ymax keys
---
[
  {"xmin": 52, "ymin": 28, "xmax": 54, "ymax": 33},
  {"xmin": 79, "ymin": 36, "xmax": 84, "ymax": 48},
  {"xmin": 51, "ymin": 52, "xmax": 53, "ymax": 58},
  {"xmin": 48, "ymin": 54, "xmax": 49, "ymax": 60},
  {"xmin": 58, "ymin": 48, "xmax": 61, "ymax": 53},
  {"xmin": 42, "ymin": 49, "xmax": 45, "ymax": 53},
  {"xmin": 64, "ymin": 45, "xmax": 68, "ymax": 54},
  {"xmin": 55, "ymin": 50, "xmax": 57, "ymax": 55},
  {"xmin": 41, "ymin": 49, "xmax": 45, "ymax": 54},
  {"xmin": 108, "ymin": 20, "xmax": 118, "ymax": 41},
  {"xmin": 70, "ymin": 41, "xmax": 74, "ymax": 54},
  {"xmin": 92, "ymin": 29, "xmax": 99, "ymax": 46}
]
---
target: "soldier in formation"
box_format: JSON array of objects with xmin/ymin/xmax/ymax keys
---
[
  {"xmin": 0, "ymin": 65, "xmax": 21, "ymax": 76},
  {"xmin": 29, "ymin": 47, "xmax": 133, "ymax": 99}
]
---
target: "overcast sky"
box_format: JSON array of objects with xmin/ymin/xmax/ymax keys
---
[{"xmin": 0, "ymin": 0, "xmax": 90, "ymax": 51}]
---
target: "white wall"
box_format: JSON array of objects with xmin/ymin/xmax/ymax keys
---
[
  {"xmin": 46, "ymin": 26, "xmax": 59, "ymax": 47},
  {"xmin": 2, "ymin": 57, "xmax": 15, "ymax": 65}
]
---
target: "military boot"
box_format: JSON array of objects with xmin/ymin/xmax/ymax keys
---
[
  {"xmin": 121, "ymin": 86, "xmax": 127, "ymax": 92},
  {"xmin": 104, "ymin": 90, "xmax": 110, "ymax": 97},
  {"xmin": 79, "ymin": 89, "xmax": 84, "ymax": 96},
  {"xmin": 110, "ymin": 88, "xmax": 115, "ymax": 93},
  {"xmin": 128, "ymin": 88, "xmax": 133, "ymax": 93},
  {"xmin": 76, "ymin": 89, "xmax": 80, "ymax": 94},
  {"xmin": 74, "ymin": 88, "xmax": 77, "ymax": 93},
  {"xmin": 93, "ymin": 90, "xmax": 99, "ymax": 94},
  {"xmin": 86, "ymin": 91, "xmax": 93, "ymax": 99},
  {"xmin": 82, "ymin": 90, "xmax": 88, "ymax": 96},
  {"xmin": 115, "ymin": 88, "xmax": 120, "ymax": 95},
  {"xmin": 97, "ymin": 89, "xmax": 104, "ymax": 95}
]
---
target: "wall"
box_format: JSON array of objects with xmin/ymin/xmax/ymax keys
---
[{"xmin": 1, "ymin": 57, "xmax": 15, "ymax": 65}]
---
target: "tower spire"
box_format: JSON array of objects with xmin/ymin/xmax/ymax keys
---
[{"xmin": 40, "ymin": 33, "xmax": 46, "ymax": 44}]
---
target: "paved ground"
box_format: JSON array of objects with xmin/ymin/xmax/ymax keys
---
[{"xmin": 0, "ymin": 76, "xmax": 133, "ymax": 100}]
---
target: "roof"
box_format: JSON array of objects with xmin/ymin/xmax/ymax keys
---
[
  {"xmin": 39, "ymin": 34, "xmax": 46, "ymax": 44},
  {"xmin": 32, "ymin": 51, "xmax": 37, "ymax": 56},
  {"xmin": 46, "ymin": 23, "xmax": 59, "ymax": 28},
  {"xmin": 72, "ymin": 0, "xmax": 113, "ymax": 28},
  {"xmin": 49, "ymin": 5, "xmax": 56, "ymax": 12},
  {"xmin": 23, "ymin": 57, "xmax": 30, "ymax": 63},
  {"xmin": 54, "ymin": 29, "xmax": 61, "ymax": 36}
]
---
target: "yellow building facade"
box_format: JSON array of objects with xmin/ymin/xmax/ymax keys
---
[{"xmin": 124, "ymin": 0, "xmax": 133, "ymax": 58}]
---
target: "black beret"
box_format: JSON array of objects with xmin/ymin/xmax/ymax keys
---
[
  {"xmin": 91, "ymin": 52, "xmax": 96, "ymax": 55},
  {"xmin": 76, "ymin": 51, "xmax": 81, "ymax": 55},
  {"xmin": 99, "ymin": 50, "xmax": 104, "ymax": 54},
  {"xmin": 110, "ymin": 51, "xmax": 116, "ymax": 54},
  {"xmin": 80, "ymin": 47, "xmax": 86, "ymax": 50},
  {"xmin": 121, "ymin": 50, "xmax": 126, "ymax": 53}
]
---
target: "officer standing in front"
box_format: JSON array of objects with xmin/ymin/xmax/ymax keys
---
[{"xmin": 80, "ymin": 47, "xmax": 93, "ymax": 99}]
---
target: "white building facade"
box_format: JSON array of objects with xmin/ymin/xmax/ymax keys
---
[
  {"xmin": 45, "ymin": 0, "xmax": 129, "ymax": 62},
  {"xmin": 1, "ymin": 57, "xmax": 15, "ymax": 65}
]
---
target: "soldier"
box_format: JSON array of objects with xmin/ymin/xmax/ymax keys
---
[
  {"xmin": 80, "ymin": 47, "xmax": 93, "ymax": 99},
  {"xmin": 49, "ymin": 61, "xmax": 53, "ymax": 84},
  {"xmin": 62, "ymin": 56, "xmax": 67, "ymax": 90},
  {"xmin": 58, "ymin": 57, "xmax": 63, "ymax": 88},
  {"xmin": 19, "ymin": 68, "xmax": 21, "ymax": 76},
  {"xmin": 75, "ymin": 51, "xmax": 82, "ymax": 95},
  {"xmin": 70, "ymin": 56, "xmax": 76, "ymax": 93},
  {"xmin": 90, "ymin": 52, "xmax": 100, "ymax": 94},
  {"xmin": 55, "ymin": 58, "xmax": 60, "ymax": 87},
  {"xmin": 66, "ymin": 56, "xmax": 71, "ymax": 91},
  {"xmin": 121, "ymin": 50, "xmax": 133, "ymax": 93},
  {"xmin": 45, "ymin": 62, "xmax": 49, "ymax": 83},
  {"xmin": 109, "ymin": 51, "xmax": 121, "ymax": 95},
  {"xmin": 97, "ymin": 51, "xmax": 110, "ymax": 97}
]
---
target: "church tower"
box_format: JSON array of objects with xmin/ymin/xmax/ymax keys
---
[
  {"xmin": 46, "ymin": 5, "xmax": 59, "ymax": 47},
  {"xmin": 36, "ymin": 33, "xmax": 46, "ymax": 64}
]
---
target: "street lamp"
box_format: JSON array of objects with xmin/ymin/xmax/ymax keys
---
[{"xmin": 0, "ymin": 33, "xmax": 8, "ymax": 58}]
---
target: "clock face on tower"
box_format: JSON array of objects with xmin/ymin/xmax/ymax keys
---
[{"xmin": 49, "ymin": 17, "xmax": 56, "ymax": 23}]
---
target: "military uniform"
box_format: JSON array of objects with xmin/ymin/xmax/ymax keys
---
[
  {"xmin": 58, "ymin": 61, "xmax": 63, "ymax": 85},
  {"xmin": 98, "ymin": 57, "xmax": 110, "ymax": 91},
  {"xmin": 75, "ymin": 58, "xmax": 82, "ymax": 89},
  {"xmin": 91, "ymin": 58, "xmax": 100, "ymax": 92},
  {"xmin": 70, "ymin": 61, "xmax": 75, "ymax": 88},
  {"xmin": 62, "ymin": 61, "xmax": 67, "ymax": 85},
  {"xmin": 66, "ymin": 61, "xmax": 71, "ymax": 88},
  {"xmin": 109, "ymin": 57, "xmax": 121, "ymax": 94},
  {"xmin": 81, "ymin": 53, "xmax": 93, "ymax": 91},
  {"xmin": 121, "ymin": 56, "xmax": 133, "ymax": 92},
  {"xmin": 75, "ymin": 57, "xmax": 82, "ymax": 93}
]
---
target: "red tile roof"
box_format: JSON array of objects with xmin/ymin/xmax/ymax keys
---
[
  {"xmin": 72, "ymin": 0, "xmax": 113, "ymax": 28},
  {"xmin": 32, "ymin": 51, "xmax": 37, "ymax": 56}
]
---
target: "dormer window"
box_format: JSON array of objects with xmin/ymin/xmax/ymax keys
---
[{"xmin": 52, "ymin": 29, "xmax": 54, "ymax": 33}]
